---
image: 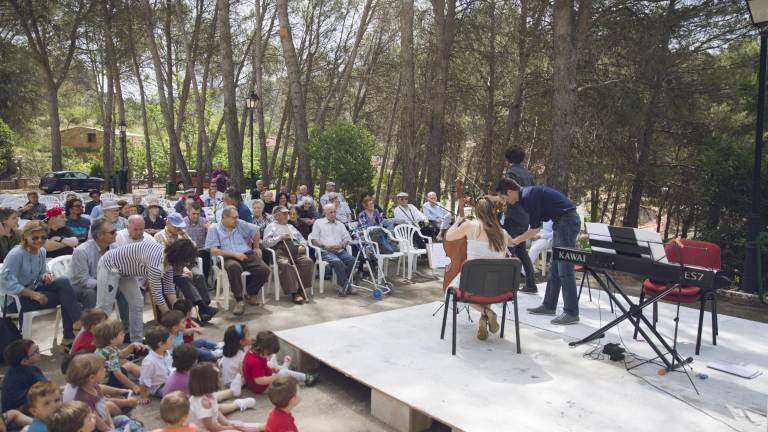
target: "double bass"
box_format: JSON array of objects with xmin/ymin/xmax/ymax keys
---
[{"xmin": 442, "ymin": 178, "xmax": 467, "ymax": 291}]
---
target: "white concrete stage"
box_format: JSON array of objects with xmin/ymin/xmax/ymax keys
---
[{"xmin": 276, "ymin": 284, "xmax": 768, "ymax": 432}]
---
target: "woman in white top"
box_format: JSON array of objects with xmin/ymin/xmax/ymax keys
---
[{"xmin": 445, "ymin": 196, "xmax": 516, "ymax": 341}]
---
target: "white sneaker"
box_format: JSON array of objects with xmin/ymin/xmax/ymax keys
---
[
  {"xmin": 213, "ymin": 349, "xmax": 223, "ymax": 358},
  {"xmin": 234, "ymin": 397, "xmax": 256, "ymax": 412},
  {"xmin": 216, "ymin": 341, "xmax": 225, "ymax": 349},
  {"xmin": 230, "ymin": 374, "xmax": 243, "ymax": 397},
  {"xmin": 267, "ymin": 354, "xmax": 278, "ymax": 369}
]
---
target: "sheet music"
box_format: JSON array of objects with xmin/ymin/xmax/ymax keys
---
[{"xmin": 430, "ymin": 243, "xmax": 451, "ymax": 269}]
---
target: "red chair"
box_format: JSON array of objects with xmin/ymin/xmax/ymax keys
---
[
  {"xmin": 440, "ymin": 259, "xmax": 522, "ymax": 355},
  {"xmin": 633, "ymin": 239, "xmax": 719, "ymax": 355}
]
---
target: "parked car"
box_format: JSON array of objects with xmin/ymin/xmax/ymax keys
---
[
  {"xmin": 39, "ymin": 171, "xmax": 104, "ymax": 193},
  {"xmin": 174, "ymin": 170, "xmax": 211, "ymax": 190}
]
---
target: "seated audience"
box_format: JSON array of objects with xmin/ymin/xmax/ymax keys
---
[
  {"xmin": 219, "ymin": 324, "xmax": 250, "ymax": 389},
  {"xmin": 101, "ymin": 199, "xmax": 128, "ymax": 231},
  {"xmin": 26, "ymin": 381, "xmax": 62, "ymax": 432},
  {"xmin": 319, "ymin": 181, "xmax": 344, "ymax": 207},
  {"xmin": 250, "ymin": 179, "xmax": 265, "ymax": 200},
  {"xmin": 296, "ymin": 184, "xmax": 310, "ymax": 202},
  {"xmin": 93, "ymin": 320, "xmax": 144, "ymax": 395},
  {"xmin": 222, "ymin": 187, "xmax": 252, "ymax": 223},
  {"xmin": 116, "ymin": 214, "xmax": 155, "ymax": 246},
  {"xmin": 132, "ymin": 195, "xmax": 145, "ymax": 216},
  {"xmin": 250, "ymin": 199, "xmax": 273, "ymax": 234},
  {"xmin": 243, "ymin": 331, "xmax": 317, "ymax": 396},
  {"xmin": 310, "ymin": 204, "xmax": 355, "ymax": 296},
  {"xmin": 161, "ymin": 310, "xmax": 220, "ymax": 363},
  {"xmin": 201, "ymin": 183, "xmax": 220, "ymax": 208},
  {"xmin": 288, "ymin": 206, "xmax": 311, "ymax": 239},
  {"xmin": 183, "ymin": 202, "xmax": 212, "ymax": 285},
  {"xmin": 394, "ymin": 192, "xmax": 433, "ymax": 247},
  {"xmin": 162, "ymin": 345, "xmax": 198, "ymax": 396},
  {"xmin": 85, "ymin": 190, "xmax": 101, "ymax": 216},
  {"xmin": 422, "ymin": 191, "xmax": 453, "ymax": 241},
  {"xmin": 45, "ymin": 400, "xmax": 95, "ymax": 432},
  {"xmin": 44, "ymin": 207, "xmax": 78, "ymax": 258},
  {"xmin": 204, "ymin": 205, "xmax": 270, "ymax": 315},
  {"xmin": 144, "ymin": 197, "xmax": 166, "ymax": 235},
  {"xmin": 155, "ymin": 391, "xmax": 194, "ymax": 432},
  {"xmin": 1, "ymin": 340, "xmax": 48, "ymax": 413},
  {"xmin": 187, "ymin": 363, "xmax": 258, "ymax": 432},
  {"xmin": 327, "ymin": 192, "xmax": 352, "ymax": 224},
  {"xmin": 262, "ymin": 190, "xmax": 276, "ymax": 215},
  {"xmin": 297, "ymin": 197, "xmax": 318, "ymax": 228},
  {"xmin": 0, "ymin": 221, "xmax": 82, "ymax": 345},
  {"xmin": 354, "ymin": 192, "xmax": 383, "ymax": 216},
  {"xmin": 0, "ymin": 208, "xmax": 21, "ymax": 262},
  {"xmin": 358, "ymin": 196, "xmax": 395, "ymax": 254},
  {"xmin": 65, "ymin": 198, "xmax": 90, "ymax": 243},
  {"xmin": 19, "ymin": 191, "xmax": 47, "ymax": 220},
  {"xmin": 276, "ymin": 192, "xmax": 289, "ymax": 209},
  {"xmin": 263, "ymin": 206, "xmax": 313, "ymax": 304},
  {"xmin": 289, "ymin": 193, "xmax": 299, "ymax": 207}
]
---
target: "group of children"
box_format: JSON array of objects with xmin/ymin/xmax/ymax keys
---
[{"xmin": 1, "ymin": 302, "xmax": 319, "ymax": 432}]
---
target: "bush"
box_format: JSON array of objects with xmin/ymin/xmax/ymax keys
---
[
  {"xmin": 0, "ymin": 119, "xmax": 16, "ymax": 179},
  {"xmin": 308, "ymin": 121, "xmax": 376, "ymax": 199}
]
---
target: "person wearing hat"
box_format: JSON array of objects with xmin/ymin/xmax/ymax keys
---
[
  {"xmin": 393, "ymin": 192, "xmax": 431, "ymax": 249},
  {"xmin": 319, "ymin": 181, "xmax": 345, "ymax": 207},
  {"xmin": 262, "ymin": 206, "xmax": 313, "ymax": 304},
  {"xmin": 144, "ymin": 196, "xmax": 166, "ymax": 235},
  {"xmin": 101, "ymin": 199, "xmax": 128, "ymax": 231},
  {"xmin": 174, "ymin": 189, "xmax": 203, "ymax": 217},
  {"xmin": 155, "ymin": 213, "xmax": 218, "ymax": 321},
  {"xmin": 43, "ymin": 208, "xmax": 78, "ymax": 258},
  {"xmin": 19, "ymin": 191, "xmax": 47, "ymax": 220},
  {"xmin": 85, "ymin": 190, "xmax": 102, "ymax": 215}
]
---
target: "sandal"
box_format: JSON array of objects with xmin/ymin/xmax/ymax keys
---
[
  {"xmin": 292, "ymin": 294, "xmax": 305, "ymax": 305},
  {"xmin": 485, "ymin": 308, "xmax": 500, "ymax": 334}
]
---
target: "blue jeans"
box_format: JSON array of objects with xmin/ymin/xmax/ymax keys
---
[
  {"xmin": 113, "ymin": 414, "xmax": 144, "ymax": 432},
  {"xmin": 542, "ymin": 210, "xmax": 581, "ymax": 316},
  {"xmin": 19, "ymin": 278, "xmax": 82, "ymax": 338},
  {"xmin": 321, "ymin": 250, "xmax": 356, "ymax": 290},
  {"xmin": 193, "ymin": 338, "xmax": 218, "ymax": 362}
]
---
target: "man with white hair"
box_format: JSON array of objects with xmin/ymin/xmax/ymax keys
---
[
  {"xmin": 262, "ymin": 206, "xmax": 313, "ymax": 304},
  {"xmin": 250, "ymin": 179, "xmax": 265, "ymax": 200},
  {"xmin": 311, "ymin": 203, "xmax": 356, "ymax": 296},
  {"xmin": 327, "ymin": 192, "xmax": 352, "ymax": 224},
  {"xmin": 297, "ymin": 185, "xmax": 310, "ymax": 202},
  {"xmin": 116, "ymin": 214, "xmax": 155, "ymax": 247},
  {"xmin": 319, "ymin": 181, "xmax": 346, "ymax": 207},
  {"xmin": 205, "ymin": 205, "xmax": 270, "ymax": 315},
  {"xmin": 422, "ymin": 191, "xmax": 452, "ymax": 241},
  {"xmin": 262, "ymin": 190, "xmax": 276, "ymax": 215}
]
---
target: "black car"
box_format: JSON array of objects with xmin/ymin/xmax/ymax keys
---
[{"xmin": 39, "ymin": 171, "xmax": 104, "ymax": 193}]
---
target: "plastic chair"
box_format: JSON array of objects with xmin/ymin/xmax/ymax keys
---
[
  {"xmin": 264, "ymin": 246, "xmax": 314, "ymax": 301},
  {"xmin": 38, "ymin": 195, "xmax": 61, "ymax": 208},
  {"xmin": 211, "ymin": 255, "xmax": 264, "ymax": 309},
  {"xmin": 440, "ymin": 258, "xmax": 522, "ymax": 355},
  {"xmin": 307, "ymin": 232, "xmax": 354, "ymax": 294},
  {"xmin": 101, "ymin": 192, "xmax": 118, "ymax": 200},
  {"xmin": 393, "ymin": 224, "xmax": 432, "ymax": 280},
  {"xmin": 363, "ymin": 227, "xmax": 405, "ymax": 284},
  {"xmin": 633, "ymin": 239, "xmax": 720, "ymax": 355}
]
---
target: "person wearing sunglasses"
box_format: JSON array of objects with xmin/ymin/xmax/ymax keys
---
[
  {"xmin": 65, "ymin": 198, "xmax": 91, "ymax": 243},
  {"xmin": 0, "ymin": 221, "xmax": 83, "ymax": 347}
]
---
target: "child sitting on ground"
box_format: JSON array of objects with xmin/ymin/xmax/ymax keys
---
[
  {"xmin": 93, "ymin": 319, "xmax": 145, "ymax": 397},
  {"xmin": 243, "ymin": 331, "xmax": 317, "ymax": 396},
  {"xmin": 164, "ymin": 343, "xmax": 245, "ymax": 402},
  {"xmin": 265, "ymin": 376, "xmax": 300, "ymax": 432},
  {"xmin": 61, "ymin": 350, "xmax": 141, "ymax": 416},
  {"xmin": 219, "ymin": 324, "xmax": 250, "ymax": 388},
  {"xmin": 65, "ymin": 353, "xmax": 144, "ymax": 432},
  {"xmin": 46, "ymin": 401, "xmax": 96, "ymax": 432},
  {"xmin": 161, "ymin": 310, "xmax": 221, "ymax": 362},
  {"xmin": 140, "ymin": 326, "xmax": 173, "ymax": 398},
  {"xmin": 153, "ymin": 391, "xmax": 197, "ymax": 432},
  {"xmin": 187, "ymin": 363, "xmax": 261, "ymax": 432},
  {"xmin": 71, "ymin": 309, "xmax": 108, "ymax": 353},
  {"xmin": 26, "ymin": 381, "xmax": 62, "ymax": 432},
  {"xmin": 1, "ymin": 340, "xmax": 47, "ymax": 413},
  {"xmin": 173, "ymin": 300, "xmax": 218, "ymax": 345}
]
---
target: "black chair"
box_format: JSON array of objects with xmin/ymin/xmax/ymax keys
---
[{"xmin": 440, "ymin": 258, "xmax": 522, "ymax": 355}]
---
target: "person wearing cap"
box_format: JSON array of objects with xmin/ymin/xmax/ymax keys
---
[
  {"xmin": 262, "ymin": 206, "xmax": 313, "ymax": 304},
  {"xmin": 116, "ymin": 214, "xmax": 155, "ymax": 247},
  {"xmin": 205, "ymin": 205, "xmax": 270, "ymax": 315},
  {"xmin": 327, "ymin": 192, "xmax": 352, "ymax": 224},
  {"xmin": 43, "ymin": 208, "xmax": 78, "ymax": 258},
  {"xmin": 100, "ymin": 199, "xmax": 128, "ymax": 231},
  {"xmin": 319, "ymin": 181, "xmax": 345, "ymax": 207},
  {"xmin": 311, "ymin": 203, "xmax": 356, "ymax": 296},
  {"xmin": 19, "ymin": 191, "xmax": 47, "ymax": 220},
  {"xmin": 65, "ymin": 198, "xmax": 91, "ymax": 243},
  {"xmin": 144, "ymin": 196, "xmax": 166, "ymax": 235},
  {"xmin": 85, "ymin": 190, "xmax": 102, "ymax": 215},
  {"xmin": 155, "ymin": 212, "xmax": 218, "ymax": 321}
]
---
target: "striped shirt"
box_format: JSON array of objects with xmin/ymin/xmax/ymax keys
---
[{"xmin": 99, "ymin": 242, "xmax": 174, "ymax": 306}]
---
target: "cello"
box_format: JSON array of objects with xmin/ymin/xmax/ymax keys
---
[{"xmin": 442, "ymin": 177, "xmax": 467, "ymax": 291}]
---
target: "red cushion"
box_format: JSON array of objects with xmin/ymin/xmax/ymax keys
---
[
  {"xmin": 451, "ymin": 287, "xmax": 515, "ymax": 304},
  {"xmin": 575, "ymin": 264, "xmax": 585, "ymax": 272},
  {"xmin": 642, "ymin": 279, "xmax": 701, "ymax": 302}
]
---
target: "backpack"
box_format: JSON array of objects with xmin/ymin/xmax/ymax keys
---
[{"xmin": 0, "ymin": 317, "xmax": 22, "ymax": 363}]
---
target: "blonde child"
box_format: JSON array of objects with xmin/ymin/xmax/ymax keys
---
[
  {"xmin": 46, "ymin": 401, "xmax": 97, "ymax": 432},
  {"xmin": 153, "ymin": 391, "xmax": 198, "ymax": 432},
  {"xmin": 187, "ymin": 363, "xmax": 260, "ymax": 432},
  {"xmin": 242, "ymin": 331, "xmax": 317, "ymax": 395},
  {"xmin": 93, "ymin": 320, "xmax": 146, "ymax": 397},
  {"xmin": 26, "ymin": 381, "xmax": 62, "ymax": 432},
  {"xmin": 65, "ymin": 353, "xmax": 144, "ymax": 432},
  {"xmin": 264, "ymin": 376, "xmax": 300, "ymax": 432}
]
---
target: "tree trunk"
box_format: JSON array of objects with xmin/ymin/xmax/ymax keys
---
[
  {"xmin": 383, "ymin": 149, "xmax": 401, "ymax": 215},
  {"xmin": 277, "ymin": 0, "xmax": 313, "ymax": 190},
  {"xmin": 101, "ymin": 0, "xmax": 116, "ymax": 191},
  {"xmin": 126, "ymin": 14, "xmax": 153, "ymax": 188},
  {"xmin": 398, "ymin": 0, "xmax": 418, "ymax": 197},
  {"xmin": 44, "ymin": 77, "xmax": 64, "ymax": 172},
  {"xmin": 424, "ymin": 0, "xmax": 457, "ymax": 199},
  {"xmin": 253, "ymin": 0, "xmax": 273, "ymax": 179},
  {"xmin": 375, "ymin": 78, "xmax": 401, "ymax": 208},
  {"xmin": 268, "ymin": 97, "xmax": 291, "ymax": 185},
  {"xmin": 481, "ymin": 0, "xmax": 497, "ymax": 189},
  {"xmin": 217, "ymin": 0, "xmax": 244, "ymax": 190}
]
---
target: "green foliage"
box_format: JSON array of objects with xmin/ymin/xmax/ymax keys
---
[
  {"xmin": 309, "ymin": 121, "xmax": 376, "ymax": 199},
  {"xmin": 89, "ymin": 163, "xmax": 104, "ymax": 179},
  {"xmin": 0, "ymin": 120, "xmax": 17, "ymax": 178}
]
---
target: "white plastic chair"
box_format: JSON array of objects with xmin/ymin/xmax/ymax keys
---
[
  {"xmin": 363, "ymin": 227, "xmax": 406, "ymax": 284},
  {"xmin": 59, "ymin": 192, "xmax": 83, "ymax": 204},
  {"xmin": 101, "ymin": 192, "xmax": 118, "ymax": 200},
  {"xmin": 393, "ymin": 224, "xmax": 432, "ymax": 280},
  {"xmin": 264, "ymin": 245, "xmax": 314, "ymax": 301},
  {"xmin": 211, "ymin": 255, "xmax": 265, "ymax": 309},
  {"xmin": 38, "ymin": 195, "xmax": 61, "ymax": 208},
  {"xmin": 0, "ymin": 259, "xmax": 63, "ymax": 345},
  {"xmin": 241, "ymin": 193, "xmax": 250, "ymax": 203},
  {"xmin": 539, "ymin": 240, "xmax": 553, "ymax": 276}
]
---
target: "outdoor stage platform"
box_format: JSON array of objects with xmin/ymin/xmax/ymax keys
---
[{"xmin": 276, "ymin": 284, "xmax": 768, "ymax": 432}]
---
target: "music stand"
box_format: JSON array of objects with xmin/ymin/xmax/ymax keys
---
[{"xmin": 568, "ymin": 223, "xmax": 690, "ymax": 372}]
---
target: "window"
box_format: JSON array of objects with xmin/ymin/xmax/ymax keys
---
[
  {"xmin": 87, "ymin": 132, "xmax": 96, "ymax": 143},
  {"xmin": 74, "ymin": 172, "xmax": 88, "ymax": 179}
]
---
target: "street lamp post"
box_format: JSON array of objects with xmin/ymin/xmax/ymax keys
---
[
  {"xmin": 246, "ymin": 91, "xmax": 259, "ymax": 191},
  {"xmin": 118, "ymin": 121, "xmax": 128, "ymax": 194},
  {"xmin": 744, "ymin": 0, "xmax": 768, "ymax": 294}
]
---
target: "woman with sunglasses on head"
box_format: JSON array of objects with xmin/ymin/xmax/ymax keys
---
[
  {"xmin": 0, "ymin": 221, "xmax": 83, "ymax": 346},
  {"xmin": 65, "ymin": 198, "xmax": 91, "ymax": 243}
]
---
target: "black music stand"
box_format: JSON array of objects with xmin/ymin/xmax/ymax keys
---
[{"xmin": 568, "ymin": 229, "xmax": 691, "ymax": 372}]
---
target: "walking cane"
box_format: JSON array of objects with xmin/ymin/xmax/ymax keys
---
[{"xmin": 281, "ymin": 239, "xmax": 312, "ymax": 303}]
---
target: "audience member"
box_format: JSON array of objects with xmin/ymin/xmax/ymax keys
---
[
  {"xmin": 116, "ymin": 214, "xmax": 155, "ymax": 247},
  {"xmin": 139, "ymin": 327, "xmax": 173, "ymax": 397},
  {"xmin": 219, "ymin": 324, "xmax": 250, "ymax": 389},
  {"xmin": 20, "ymin": 191, "xmax": 47, "ymax": 220},
  {"xmin": 160, "ymin": 310, "xmax": 219, "ymax": 362},
  {"xmin": 250, "ymin": 179, "xmax": 265, "ymax": 200},
  {"xmin": 310, "ymin": 204, "xmax": 355, "ymax": 296},
  {"xmin": 85, "ymin": 190, "xmax": 101, "ymax": 216},
  {"xmin": 45, "ymin": 400, "xmax": 95, "ymax": 432},
  {"xmin": 211, "ymin": 162, "xmax": 230, "ymax": 193},
  {"xmin": 187, "ymin": 363, "xmax": 258, "ymax": 431},
  {"xmin": 250, "ymin": 199, "xmax": 273, "ymax": 234},
  {"xmin": 288, "ymin": 193, "xmax": 298, "ymax": 208},
  {"xmin": 296, "ymin": 184, "xmax": 310, "ymax": 202},
  {"xmin": 93, "ymin": 320, "xmax": 144, "ymax": 394},
  {"xmin": 144, "ymin": 197, "xmax": 166, "ymax": 235},
  {"xmin": 263, "ymin": 206, "xmax": 313, "ymax": 304},
  {"xmin": 422, "ymin": 191, "xmax": 453, "ymax": 241},
  {"xmin": 358, "ymin": 196, "xmax": 395, "ymax": 254},
  {"xmin": 26, "ymin": 381, "xmax": 61, "ymax": 432},
  {"xmin": 132, "ymin": 195, "xmax": 145, "ymax": 216},
  {"xmin": 1, "ymin": 340, "xmax": 48, "ymax": 413},
  {"xmin": 155, "ymin": 391, "xmax": 195, "ymax": 432},
  {"xmin": 243, "ymin": 331, "xmax": 317, "ymax": 396},
  {"xmin": 0, "ymin": 207, "xmax": 21, "ymax": 262},
  {"xmin": 44, "ymin": 207, "xmax": 78, "ymax": 258},
  {"xmin": 162, "ymin": 344, "xmax": 198, "ymax": 396},
  {"xmin": 276, "ymin": 192, "xmax": 289, "ymax": 209},
  {"xmin": 70, "ymin": 308, "xmax": 109, "ymax": 353},
  {"xmin": 262, "ymin": 191, "xmax": 276, "ymax": 215},
  {"xmin": 201, "ymin": 183, "xmax": 220, "ymax": 208},
  {"xmin": 65, "ymin": 198, "xmax": 90, "ymax": 243},
  {"xmin": 222, "ymin": 187, "xmax": 252, "ymax": 223},
  {"xmin": 183, "ymin": 202, "xmax": 212, "ymax": 284},
  {"xmin": 327, "ymin": 192, "xmax": 352, "ymax": 224},
  {"xmin": 100, "ymin": 199, "xmax": 127, "ymax": 231},
  {"xmin": 319, "ymin": 181, "xmax": 344, "ymax": 207}
]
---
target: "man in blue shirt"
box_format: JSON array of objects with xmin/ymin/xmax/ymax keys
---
[
  {"xmin": 496, "ymin": 178, "xmax": 581, "ymax": 325},
  {"xmin": 222, "ymin": 187, "xmax": 253, "ymax": 223}
]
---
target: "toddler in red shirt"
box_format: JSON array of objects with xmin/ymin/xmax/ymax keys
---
[
  {"xmin": 265, "ymin": 376, "xmax": 300, "ymax": 432},
  {"xmin": 242, "ymin": 331, "xmax": 318, "ymax": 395},
  {"xmin": 70, "ymin": 309, "xmax": 108, "ymax": 353}
]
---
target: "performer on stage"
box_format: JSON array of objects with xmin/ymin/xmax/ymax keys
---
[
  {"xmin": 502, "ymin": 146, "xmax": 538, "ymax": 293},
  {"xmin": 495, "ymin": 178, "xmax": 581, "ymax": 325},
  {"xmin": 445, "ymin": 197, "xmax": 516, "ymax": 341}
]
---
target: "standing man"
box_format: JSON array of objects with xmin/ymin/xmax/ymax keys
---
[
  {"xmin": 204, "ymin": 205, "xmax": 270, "ymax": 315},
  {"xmin": 311, "ymin": 204, "xmax": 356, "ymax": 296},
  {"xmin": 501, "ymin": 146, "xmax": 538, "ymax": 293},
  {"xmin": 211, "ymin": 161, "xmax": 230, "ymax": 194},
  {"xmin": 496, "ymin": 178, "xmax": 581, "ymax": 325},
  {"xmin": 262, "ymin": 206, "xmax": 313, "ymax": 304}
]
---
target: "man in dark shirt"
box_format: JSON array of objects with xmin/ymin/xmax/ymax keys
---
[
  {"xmin": 85, "ymin": 190, "xmax": 101, "ymax": 215},
  {"xmin": 496, "ymin": 178, "xmax": 581, "ymax": 325},
  {"xmin": 19, "ymin": 191, "xmax": 47, "ymax": 220},
  {"xmin": 44, "ymin": 207, "xmax": 78, "ymax": 258},
  {"xmin": 502, "ymin": 146, "xmax": 537, "ymax": 293}
]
